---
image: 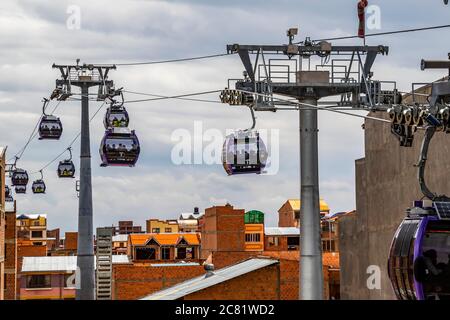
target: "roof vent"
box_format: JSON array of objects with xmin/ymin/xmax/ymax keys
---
[{"xmin": 204, "ymin": 263, "xmax": 215, "ymax": 278}]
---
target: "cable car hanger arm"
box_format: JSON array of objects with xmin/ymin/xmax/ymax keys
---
[{"xmin": 417, "ymin": 124, "xmax": 450, "ymax": 201}]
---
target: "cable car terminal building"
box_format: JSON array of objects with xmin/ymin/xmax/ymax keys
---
[{"xmin": 339, "ymin": 82, "xmax": 450, "ymax": 299}]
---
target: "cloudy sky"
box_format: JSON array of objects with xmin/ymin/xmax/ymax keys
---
[{"xmin": 1, "ymin": 0, "xmax": 450, "ymax": 232}]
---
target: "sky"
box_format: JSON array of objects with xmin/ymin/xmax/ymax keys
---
[{"xmin": 1, "ymin": 0, "xmax": 450, "ymax": 232}]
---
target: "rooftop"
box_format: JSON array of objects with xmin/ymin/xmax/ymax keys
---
[
  {"xmin": 264, "ymin": 227, "xmax": 300, "ymax": 236},
  {"xmin": 112, "ymin": 234, "xmax": 128, "ymax": 242},
  {"xmin": 16, "ymin": 213, "xmax": 47, "ymax": 220},
  {"xmin": 129, "ymin": 233, "xmax": 200, "ymax": 246},
  {"xmin": 21, "ymin": 255, "xmax": 130, "ymax": 272},
  {"xmin": 141, "ymin": 258, "xmax": 278, "ymax": 300},
  {"xmin": 287, "ymin": 199, "xmax": 330, "ymax": 212}
]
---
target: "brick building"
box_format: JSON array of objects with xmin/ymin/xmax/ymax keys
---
[
  {"xmin": 0, "ymin": 147, "xmax": 5, "ymax": 300},
  {"xmin": 112, "ymin": 263, "xmax": 204, "ymax": 300},
  {"xmin": 128, "ymin": 233, "xmax": 201, "ymax": 262},
  {"xmin": 146, "ymin": 219, "xmax": 179, "ymax": 234},
  {"xmin": 278, "ymin": 199, "xmax": 330, "ymax": 228},
  {"xmin": 264, "ymin": 227, "xmax": 300, "ymax": 251},
  {"xmin": 19, "ymin": 255, "xmax": 129, "ymax": 300},
  {"xmin": 115, "ymin": 220, "xmax": 143, "ymax": 235},
  {"xmin": 4, "ymin": 206, "xmax": 17, "ymax": 300},
  {"xmin": 178, "ymin": 207, "xmax": 204, "ymax": 232},
  {"xmin": 200, "ymin": 204, "xmax": 246, "ymax": 259},
  {"xmin": 142, "ymin": 258, "xmax": 281, "ymax": 300}
]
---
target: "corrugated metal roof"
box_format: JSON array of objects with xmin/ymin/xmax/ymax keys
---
[
  {"xmin": 264, "ymin": 227, "xmax": 300, "ymax": 236},
  {"xmin": 287, "ymin": 198, "xmax": 330, "ymax": 212},
  {"xmin": 141, "ymin": 258, "xmax": 278, "ymax": 300},
  {"xmin": 112, "ymin": 234, "xmax": 128, "ymax": 242},
  {"xmin": 21, "ymin": 255, "xmax": 130, "ymax": 272}
]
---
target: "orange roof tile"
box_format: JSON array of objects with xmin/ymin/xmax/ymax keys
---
[{"xmin": 129, "ymin": 233, "xmax": 200, "ymax": 246}]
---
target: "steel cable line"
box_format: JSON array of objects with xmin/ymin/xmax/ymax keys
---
[
  {"xmin": 122, "ymin": 90, "xmax": 222, "ymax": 104},
  {"xmin": 8, "ymin": 99, "xmax": 63, "ymax": 162},
  {"xmin": 307, "ymin": 24, "xmax": 450, "ymax": 43},
  {"xmin": 123, "ymin": 89, "xmax": 223, "ymax": 103},
  {"xmin": 100, "ymin": 52, "xmax": 235, "ymax": 66},
  {"xmin": 30, "ymin": 101, "xmax": 106, "ymax": 174}
]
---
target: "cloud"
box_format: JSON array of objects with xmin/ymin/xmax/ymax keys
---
[{"xmin": 2, "ymin": 0, "xmax": 450, "ymax": 232}]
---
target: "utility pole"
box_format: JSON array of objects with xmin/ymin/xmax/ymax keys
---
[
  {"xmin": 52, "ymin": 62, "xmax": 116, "ymax": 300},
  {"xmin": 220, "ymin": 29, "xmax": 389, "ymax": 299}
]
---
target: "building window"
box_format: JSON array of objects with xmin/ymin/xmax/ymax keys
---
[
  {"xmin": 287, "ymin": 236, "xmax": 299, "ymax": 250},
  {"xmin": 135, "ymin": 247, "xmax": 156, "ymax": 260},
  {"xmin": 151, "ymin": 228, "xmax": 160, "ymax": 233},
  {"xmin": 245, "ymin": 233, "xmax": 261, "ymax": 243},
  {"xmin": 176, "ymin": 247, "xmax": 195, "ymax": 259},
  {"xmin": 268, "ymin": 236, "xmax": 279, "ymax": 246},
  {"xmin": 31, "ymin": 230, "xmax": 43, "ymax": 238},
  {"xmin": 165, "ymin": 227, "xmax": 172, "ymax": 233},
  {"xmin": 161, "ymin": 247, "xmax": 170, "ymax": 260},
  {"xmin": 26, "ymin": 275, "xmax": 51, "ymax": 289},
  {"xmin": 322, "ymin": 240, "xmax": 336, "ymax": 252},
  {"xmin": 294, "ymin": 210, "xmax": 300, "ymax": 220}
]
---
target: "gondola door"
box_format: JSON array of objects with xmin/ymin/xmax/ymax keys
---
[{"xmin": 388, "ymin": 218, "xmax": 423, "ymax": 300}]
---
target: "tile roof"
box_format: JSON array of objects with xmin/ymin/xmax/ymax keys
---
[
  {"xmin": 129, "ymin": 233, "xmax": 200, "ymax": 246},
  {"xmin": 141, "ymin": 258, "xmax": 278, "ymax": 300},
  {"xmin": 287, "ymin": 199, "xmax": 330, "ymax": 212}
]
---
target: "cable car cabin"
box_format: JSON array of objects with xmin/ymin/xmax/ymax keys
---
[
  {"xmin": 11, "ymin": 168, "xmax": 29, "ymax": 186},
  {"xmin": 388, "ymin": 200, "xmax": 450, "ymax": 300},
  {"xmin": 14, "ymin": 185, "xmax": 26, "ymax": 194},
  {"xmin": 104, "ymin": 106, "xmax": 129, "ymax": 129},
  {"xmin": 32, "ymin": 180, "xmax": 46, "ymax": 194},
  {"xmin": 99, "ymin": 127, "xmax": 140, "ymax": 167},
  {"xmin": 5, "ymin": 185, "xmax": 14, "ymax": 202},
  {"xmin": 57, "ymin": 160, "xmax": 76, "ymax": 178},
  {"xmin": 39, "ymin": 115, "xmax": 63, "ymax": 140},
  {"xmin": 222, "ymin": 130, "xmax": 268, "ymax": 175}
]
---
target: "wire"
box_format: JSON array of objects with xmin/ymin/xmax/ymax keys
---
[
  {"xmin": 30, "ymin": 101, "xmax": 106, "ymax": 174},
  {"xmin": 124, "ymin": 90, "xmax": 223, "ymax": 103},
  {"xmin": 309, "ymin": 24, "xmax": 450, "ymax": 42},
  {"xmin": 123, "ymin": 90, "xmax": 222, "ymax": 104},
  {"xmin": 99, "ymin": 52, "xmax": 235, "ymax": 66}
]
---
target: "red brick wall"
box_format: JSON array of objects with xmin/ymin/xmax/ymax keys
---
[
  {"xmin": 184, "ymin": 264, "xmax": 280, "ymax": 300},
  {"xmin": 64, "ymin": 232, "xmax": 78, "ymax": 251},
  {"xmin": 211, "ymin": 251, "xmax": 258, "ymax": 269},
  {"xmin": 278, "ymin": 202, "xmax": 297, "ymax": 228},
  {"xmin": 4, "ymin": 212, "xmax": 17, "ymax": 299},
  {"xmin": 201, "ymin": 205, "xmax": 245, "ymax": 259},
  {"xmin": 112, "ymin": 264, "xmax": 205, "ymax": 300},
  {"xmin": 264, "ymin": 235, "xmax": 290, "ymax": 251}
]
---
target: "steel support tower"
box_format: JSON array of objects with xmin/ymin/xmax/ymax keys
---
[
  {"xmin": 221, "ymin": 31, "xmax": 388, "ymax": 299},
  {"xmin": 52, "ymin": 62, "xmax": 115, "ymax": 300}
]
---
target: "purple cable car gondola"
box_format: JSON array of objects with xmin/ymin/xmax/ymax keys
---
[
  {"xmin": 39, "ymin": 98, "xmax": 63, "ymax": 140},
  {"xmin": 222, "ymin": 130, "xmax": 268, "ymax": 175},
  {"xmin": 57, "ymin": 147, "xmax": 75, "ymax": 178},
  {"xmin": 14, "ymin": 185, "xmax": 26, "ymax": 194},
  {"xmin": 103, "ymin": 105, "xmax": 129, "ymax": 129},
  {"xmin": 99, "ymin": 127, "xmax": 140, "ymax": 167},
  {"xmin": 11, "ymin": 168, "xmax": 29, "ymax": 186},
  {"xmin": 39, "ymin": 115, "xmax": 63, "ymax": 140},
  {"xmin": 32, "ymin": 171, "xmax": 46, "ymax": 194},
  {"xmin": 388, "ymin": 200, "xmax": 450, "ymax": 300}
]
